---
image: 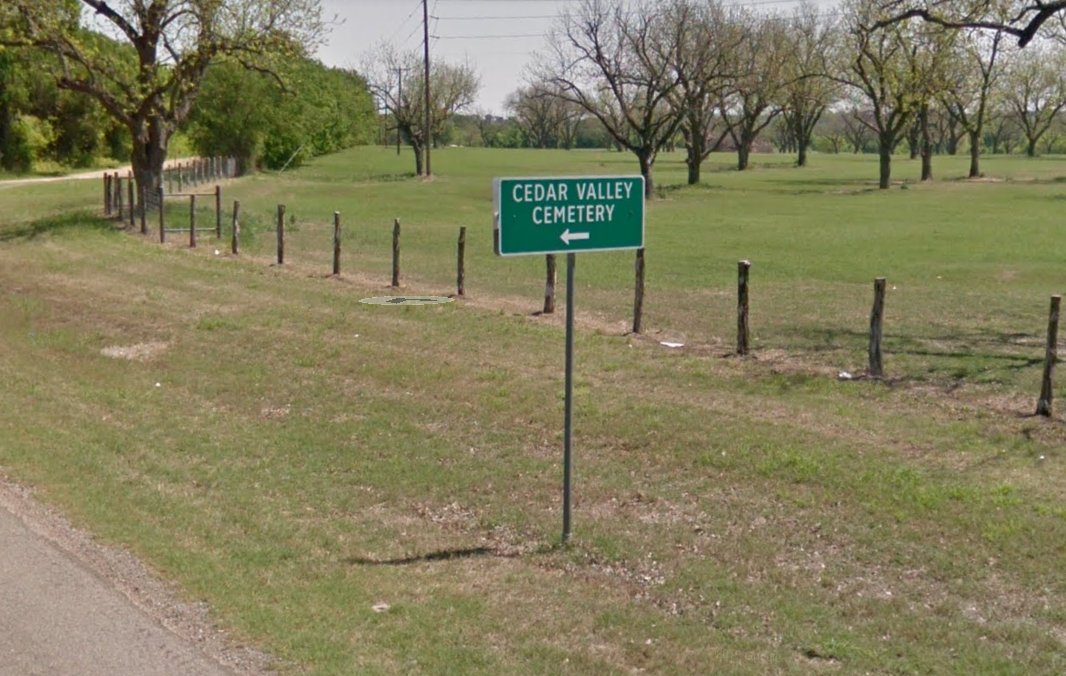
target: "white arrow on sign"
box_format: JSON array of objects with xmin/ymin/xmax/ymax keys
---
[{"xmin": 560, "ymin": 228, "xmax": 590, "ymax": 245}]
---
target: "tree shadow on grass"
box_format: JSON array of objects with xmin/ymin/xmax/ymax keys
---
[
  {"xmin": 345, "ymin": 546, "xmax": 522, "ymax": 566},
  {"xmin": 0, "ymin": 211, "xmax": 117, "ymax": 242}
]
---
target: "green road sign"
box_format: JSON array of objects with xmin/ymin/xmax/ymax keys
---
[{"xmin": 494, "ymin": 176, "xmax": 645, "ymax": 256}]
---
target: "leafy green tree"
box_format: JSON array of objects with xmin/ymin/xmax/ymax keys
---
[{"xmin": 2, "ymin": 0, "xmax": 326, "ymax": 206}]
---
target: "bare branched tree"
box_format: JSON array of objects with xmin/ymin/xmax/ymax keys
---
[
  {"xmin": 780, "ymin": 2, "xmax": 842, "ymax": 167},
  {"xmin": 536, "ymin": 0, "xmax": 683, "ymax": 197},
  {"xmin": 363, "ymin": 44, "xmax": 479, "ymax": 175},
  {"xmin": 505, "ymin": 81, "xmax": 584, "ymax": 149},
  {"xmin": 663, "ymin": 0, "xmax": 737, "ymax": 184},
  {"xmin": 875, "ymin": 1, "xmax": 1066, "ymax": 47},
  {"xmin": 720, "ymin": 10, "xmax": 792, "ymax": 171}
]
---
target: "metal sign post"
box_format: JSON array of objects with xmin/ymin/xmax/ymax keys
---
[{"xmin": 494, "ymin": 175, "xmax": 644, "ymax": 543}]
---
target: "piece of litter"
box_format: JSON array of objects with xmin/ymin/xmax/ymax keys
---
[
  {"xmin": 213, "ymin": 249, "xmax": 220, "ymax": 256},
  {"xmin": 659, "ymin": 341, "xmax": 684, "ymax": 349},
  {"xmin": 372, "ymin": 602, "xmax": 390, "ymax": 613},
  {"xmin": 353, "ymin": 334, "xmax": 360, "ymax": 338},
  {"xmin": 838, "ymin": 371, "xmax": 853, "ymax": 381},
  {"xmin": 154, "ymin": 382, "xmax": 162, "ymax": 388}
]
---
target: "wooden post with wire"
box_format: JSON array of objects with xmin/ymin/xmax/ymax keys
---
[
  {"xmin": 333, "ymin": 211, "xmax": 342, "ymax": 275},
  {"xmin": 391, "ymin": 218, "xmax": 401, "ymax": 287},
  {"xmin": 544, "ymin": 254, "xmax": 557, "ymax": 314},
  {"xmin": 231, "ymin": 200, "xmax": 240, "ymax": 255},
  {"xmin": 737, "ymin": 260, "xmax": 751, "ymax": 355},
  {"xmin": 633, "ymin": 248, "xmax": 646, "ymax": 334},
  {"xmin": 189, "ymin": 194, "xmax": 197, "ymax": 248},
  {"xmin": 869, "ymin": 277, "xmax": 886, "ymax": 378},
  {"xmin": 277, "ymin": 204, "xmax": 285, "ymax": 265},
  {"xmin": 456, "ymin": 226, "xmax": 466, "ymax": 297},
  {"xmin": 1036, "ymin": 295, "xmax": 1061, "ymax": 417}
]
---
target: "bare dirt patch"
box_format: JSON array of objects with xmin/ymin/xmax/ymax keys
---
[{"xmin": 101, "ymin": 341, "xmax": 169, "ymax": 361}]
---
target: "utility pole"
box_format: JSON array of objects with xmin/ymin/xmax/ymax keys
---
[{"xmin": 423, "ymin": 0, "xmax": 432, "ymax": 177}]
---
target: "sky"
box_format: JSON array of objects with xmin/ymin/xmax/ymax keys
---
[{"xmin": 316, "ymin": 0, "xmax": 843, "ymax": 116}]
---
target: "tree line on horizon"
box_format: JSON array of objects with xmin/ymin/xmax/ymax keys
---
[{"xmin": 5, "ymin": 0, "xmax": 1066, "ymax": 198}]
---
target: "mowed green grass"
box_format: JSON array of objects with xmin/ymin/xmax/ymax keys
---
[{"xmin": 1, "ymin": 148, "xmax": 1065, "ymax": 674}]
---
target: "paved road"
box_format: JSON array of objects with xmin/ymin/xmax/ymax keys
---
[{"xmin": 0, "ymin": 497, "xmax": 232, "ymax": 676}]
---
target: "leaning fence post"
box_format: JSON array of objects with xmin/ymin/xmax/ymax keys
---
[
  {"xmin": 277, "ymin": 204, "xmax": 285, "ymax": 265},
  {"xmin": 333, "ymin": 211, "xmax": 342, "ymax": 275},
  {"xmin": 189, "ymin": 194, "xmax": 197, "ymax": 248},
  {"xmin": 215, "ymin": 185, "xmax": 222, "ymax": 238},
  {"xmin": 391, "ymin": 218, "xmax": 401, "ymax": 287},
  {"xmin": 544, "ymin": 254, "xmax": 557, "ymax": 314},
  {"xmin": 633, "ymin": 248, "xmax": 646, "ymax": 334},
  {"xmin": 1036, "ymin": 295, "xmax": 1061, "ymax": 416},
  {"xmin": 158, "ymin": 187, "xmax": 166, "ymax": 243},
  {"xmin": 737, "ymin": 260, "xmax": 751, "ymax": 354},
  {"xmin": 456, "ymin": 226, "xmax": 466, "ymax": 297},
  {"xmin": 231, "ymin": 200, "xmax": 240, "ymax": 255},
  {"xmin": 869, "ymin": 277, "xmax": 886, "ymax": 378}
]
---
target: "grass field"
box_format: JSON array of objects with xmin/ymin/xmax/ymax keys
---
[{"xmin": 1, "ymin": 147, "xmax": 1065, "ymax": 673}]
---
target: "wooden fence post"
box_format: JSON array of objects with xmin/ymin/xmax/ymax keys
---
[
  {"xmin": 456, "ymin": 226, "xmax": 466, "ymax": 297},
  {"xmin": 633, "ymin": 248, "xmax": 646, "ymax": 334},
  {"xmin": 333, "ymin": 211, "xmax": 342, "ymax": 275},
  {"xmin": 1036, "ymin": 295, "xmax": 1061, "ymax": 416},
  {"xmin": 158, "ymin": 187, "xmax": 166, "ymax": 243},
  {"xmin": 215, "ymin": 185, "xmax": 222, "ymax": 238},
  {"xmin": 115, "ymin": 174, "xmax": 123, "ymax": 219},
  {"xmin": 103, "ymin": 174, "xmax": 111, "ymax": 215},
  {"xmin": 127, "ymin": 177, "xmax": 135, "ymax": 228},
  {"xmin": 869, "ymin": 277, "xmax": 886, "ymax": 378},
  {"xmin": 176, "ymin": 165, "xmax": 183, "ymax": 192},
  {"xmin": 231, "ymin": 200, "xmax": 240, "ymax": 255},
  {"xmin": 189, "ymin": 194, "xmax": 197, "ymax": 248},
  {"xmin": 544, "ymin": 254, "xmax": 557, "ymax": 314},
  {"xmin": 277, "ymin": 204, "xmax": 285, "ymax": 265},
  {"xmin": 391, "ymin": 218, "xmax": 401, "ymax": 287},
  {"xmin": 737, "ymin": 260, "xmax": 751, "ymax": 355},
  {"xmin": 139, "ymin": 184, "xmax": 147, "ymax": 235}
]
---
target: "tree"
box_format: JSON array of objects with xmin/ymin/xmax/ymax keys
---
[
  {"xmin": 780, "ymin": 3, "xmax": 841, "ymax": 167},
  {"xmin": 837, "ymin": 1, "xmax": 940, "ymax": 188},
  {"xmin": 186, "ymin": 57, "xmax": 374, "ymax": 173},
  {"xmin": 537, "ymin": 0, "xmax": 684, "ymax": 197},
  {"xmin": 999, "ymin": 40, "xmax": 1066, "ymax": 156},
  {"xmin": 2, "ymin": 0, "xmax": 326, "ymax": 209},
  {"xmin": 364, "ymin": 44, "xmax": 479, "ymax": 176},
  {"xmin": 663, "ymin": 0, "xmax": 737, "ymax": 184},
  {"xmin": 940, "ymin": 27, "xmax": 1010, "ymax": 176},
  {"xmin": 875, "ymin": 1, "xmax": 1066, "ymax": 47},
  {"xmin": 505, "ymin": 82, "xmax": 583, "ymax": 149},
  {"xmin": 720, "ymin": 10, "xmax": 792, "ymax": 171}
]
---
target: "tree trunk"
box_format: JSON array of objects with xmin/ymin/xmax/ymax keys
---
[
  {"xmin": 878, "ymin": 143, "xmax": 892, "ymax": 190},
  {"xmin": 968, "ymin": 130, "xmax": 981, "ymax": 178},
  {"xmin": 920, "ymin": 105, "xmax": 933, "ymax": 182},
  {"xmin": 685, "ymin": 133, "xmax": 703, "ymax": 185},
  {"xmin": 129, "ymin": 116, "xmax": 170, "ymax": 215},
  {"xmin": 638, "ymin": 151, "xmax": 654, "ymax": 199},
  {"xmin": 737, "ymin": 140, "xmax": 751, "ymax": 171},
  {"xmin": 411, "ymin": 140, "xmax": 425, "ymax": 175},
  {"xmin": 797, "ymin": 138, "xmax": 809, "ymax": 168},
  {"xmin": 1027, "ymin": 138, "xmax": 1037, "ymax": 157}
]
